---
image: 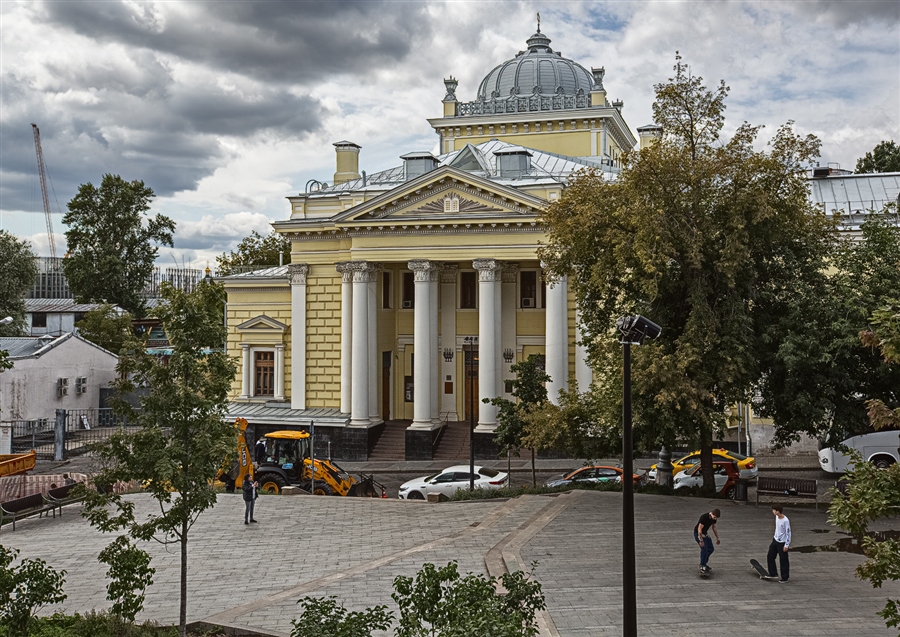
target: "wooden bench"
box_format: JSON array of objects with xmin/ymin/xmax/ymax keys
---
[
  {"xmin": 44, "ymin": 483, "xmax": 84, "ymax": 512},
  {"xmin": 0, "ymin": 492, "xmax": 58, "ymax": 532},
  {"xmin": 756, "ymin": 476, "xmax": 819, "ymax": 510}
]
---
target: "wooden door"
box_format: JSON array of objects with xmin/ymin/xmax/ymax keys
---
[
  {"xmin": 464, "ymin": 348, "xmax": 479, "ymax": 423},
  {"xmin": 382, "ymin": 351, "xmax": 392, "ymax": 420}
]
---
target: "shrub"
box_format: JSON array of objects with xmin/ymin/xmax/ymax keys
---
[{"xmin": 0, "ymin": 546, "xmax": 67, "ymax": 637}]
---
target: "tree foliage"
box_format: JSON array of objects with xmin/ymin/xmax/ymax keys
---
[
  {"xmin": 856, "ymin": 140, "xmax": 900, "ymax": 174},
  {"xmin": 98, "ymin": 535, "xmax": 155, "ymax": 624},
  {"xmin": 0, "ymin": 230, "xmax": 39, "ymax": 337},
  {"xmin": 62, "ymin": 174, "xmax": 174, "ymax": 318},
  {"xmin": 860, "ymin": 302, "xmax": 900, "ymax": 431},
  {"xmin": 758, "ymin": 217, "xmax": 900, "ymax": 447},
  {"xmin": 292, "ymin": 596, "xmax": 393, "ymax": 637},
  {"xmin": 216, "ymin": 230, "xmax": 290, "ymax": 276},
  {"xmin": 80, "ymin": 280, "xmax": 236, "ymax": 637},
  {"xmin": 538, "ymin": 54, "xmax": 833, "ymax": 489},
  {"xmin": 0, "ymin": 545, "xmax": 67, "ymax": 637},
  {"xmin": 75, "ymin": 304, "xmax": 134, "ymax": 355}
]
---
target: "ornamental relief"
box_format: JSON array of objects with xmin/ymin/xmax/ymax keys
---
[{"xmin": 416, "ymin": 196, "xmax": 502, "ymax": 215}]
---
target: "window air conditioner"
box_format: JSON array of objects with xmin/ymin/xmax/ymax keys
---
[
  {"xmin": 57, "ymin": 377, "xmax": 69, "ymax": 397},
  {"xmin": 521, "ymin": 298, "xmax": 535, "ymax": 308},
  {"xmin": 402, "ymin": 300, "xmax": 413, "ymax": 309}
]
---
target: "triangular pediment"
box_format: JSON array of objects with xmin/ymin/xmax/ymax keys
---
[
  {"xmin": 334, "ymin": 166, "xmax": 546, "ymax": 225},
  {"xmin": 236, "ymin": 315, "xmax": 288, "ymax": 332}
]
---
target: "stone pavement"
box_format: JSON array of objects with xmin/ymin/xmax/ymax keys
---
[{"xmin": 0, "ymin": 490, "xmax": 893, "ymax": 636}]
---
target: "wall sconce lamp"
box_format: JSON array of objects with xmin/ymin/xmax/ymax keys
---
[
  {"xmin": 443, "ymin": 348, "xmax": 454, "ymax": 362},
  {"xmin": 503, "ymin": 348, "xmax": 514, "ymax": 363}
]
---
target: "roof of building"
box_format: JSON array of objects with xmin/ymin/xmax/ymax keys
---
[
  {"xmin": 24, "ymin": 299, "xmax": 108, "ymax": 313},
  {"xmin": 476, "ymin": 29, "xmax": 598, "ymax": 103},
  {"xmin": 808, "ymin": 171, "xmax": 900, "ymax": 230},
  {"xmin": 225, "ymin": 403, "xmax": 348, "ymax": 426},
  {"xmin": 0, "ymin": 332, "xmax": 117, "ymax": 360}
]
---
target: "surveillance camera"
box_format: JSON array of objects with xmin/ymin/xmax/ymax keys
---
[{"xmin": 616, "ymin": 315, "xmax": 661, "ymax": 344}]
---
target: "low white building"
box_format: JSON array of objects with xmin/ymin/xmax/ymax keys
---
[
  {"xmin": 0, "ymin": 332, "xmax": 118, "ymax": 422},
  {"xmin": 24, "ymin": 299, "xmax": 109, "ymax": 337}
]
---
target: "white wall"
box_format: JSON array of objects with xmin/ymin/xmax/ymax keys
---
[
  {"xmin": 28, "ymin": 312, "xmax": 77, "ymax": 337},
  {"xmin": 0, "ymin": 336, "xmax": 117, "ymax": 422}
]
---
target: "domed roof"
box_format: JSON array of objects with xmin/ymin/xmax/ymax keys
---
[{"xmin": 477, "ymin": 30, "xmax": 599, "ymax": 101}]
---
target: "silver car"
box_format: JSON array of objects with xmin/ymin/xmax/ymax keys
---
[{"xmin": 398, "ymin": 465, "xmax": 508, "ymax": 500}]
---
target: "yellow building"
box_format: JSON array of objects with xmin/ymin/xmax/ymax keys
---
[{"xmin": 223, "ymin": 27, "xmax": 638, "ymax": 460}]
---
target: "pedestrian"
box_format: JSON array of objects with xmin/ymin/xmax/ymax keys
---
[
  {"xmin": 693, "ymin": 508, "xmax": 721, "ymax": 574},
  {"xmin": 242, "ymin": 474, "xmax": 259, "ymax": 525},
  {"xmin": 63, "ymin": 473, "xmax": 76, "ymax": 486},
  {"xmin": 255, "ymin": 438, "xmax": 266, "ymax": 465},
  {"xmin": 767, "ymin": 504, "xmax": 791, "ymax": 583}
]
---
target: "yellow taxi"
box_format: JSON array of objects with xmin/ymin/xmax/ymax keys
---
[{"xmin": 648, "ymin": 449, "xmax": 756, "ymax": 480}]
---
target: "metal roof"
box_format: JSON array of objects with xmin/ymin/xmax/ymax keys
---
[
  {"xmin": 225, "ymin": 403, "xmax": 349, "ymax": 427},
  {"xmin": 0, "ymin": 333, "xmax": 71, "ymax": 359},
  {"xmin": 808, "ymin": 172, "xmax": 900, "ymax": 230},
  {"xmin": 24, "ymin": 299, "xmax": 107, "ymax": 313}
]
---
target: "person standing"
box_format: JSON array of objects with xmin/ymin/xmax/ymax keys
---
[
  {"xmin": 767, "ymin": 504, "xmax": 791, "ymax": 582},
  {"xmin": 255, "ymin": 438, "xmax": 266, "ymax": 465},
  {"xmin": 693, "ymin": 508, "xmax": 721, "ymax": 574},
  {"xmin": 242, "ymin": 474, "xmax": 259, "ymax": 525}
]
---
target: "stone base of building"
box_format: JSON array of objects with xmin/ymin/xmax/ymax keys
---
[
  {"xmin": 405, "ymin": 426, "xmax": 443, "ymax": 461},
  {"xmin": 473, "ymin": 430, "xmax": 500, "ymax": 460}
]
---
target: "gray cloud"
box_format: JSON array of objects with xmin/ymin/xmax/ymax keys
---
[{"xmin": 788, "ymin": 0, "xmax": 900, "ymax": 25}]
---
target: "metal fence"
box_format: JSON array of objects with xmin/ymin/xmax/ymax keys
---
[{"xmin": 3, "ymin": 408, "xmax": 138, "ymax": 460}]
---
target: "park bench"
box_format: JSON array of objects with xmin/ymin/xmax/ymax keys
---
[
  {"xmin": 44, "ymin": 482, "xmax": 84, "ymax": 512},
  {"xmin": 0, "ymin": 491, "xmax": 58, "ymax": 532},
  {"xmin": 755, "ymin": 476, "xmax": 819, "ymax": 510}
]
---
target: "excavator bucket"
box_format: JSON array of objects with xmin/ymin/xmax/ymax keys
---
[{"xmin": 346, "ymin": 474, "xmax": 378, "ymax": 497}]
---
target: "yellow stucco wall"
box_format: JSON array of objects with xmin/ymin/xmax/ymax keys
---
[{"xmin": 306, "ymin": 267, "xmax": 342, "ymax": 407}]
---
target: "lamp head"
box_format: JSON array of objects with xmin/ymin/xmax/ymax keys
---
[
  {"xmin": 0, "ymin": 316, "xmax": 13, "ymax": 327},
  {"xmin": 616, "ymin": 315, "xmax": 661, "ymax": 345}
]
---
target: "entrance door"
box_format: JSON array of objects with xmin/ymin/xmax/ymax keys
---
[
  {"xmin": 464, "ymin": 347, "xmax": 479, "ymax": 422},
  {"xmin": 382, "ymin": 351, "xmax": 392, "ymax": 420}
]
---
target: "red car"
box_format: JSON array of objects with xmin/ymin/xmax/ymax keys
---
[{"xmin": 544, "ymin": 465, "xmax": 646, "ymax": 488}]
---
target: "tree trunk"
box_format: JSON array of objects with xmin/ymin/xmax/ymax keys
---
[
  {"xmin": 700, "ymin": 428, "xmax": 715, "ymax": 496},
  {"xmin": 507, "ymin": 449, "xmax": 512, "ymax": 487},
  {"xmin": 180, "ymin": 519, "xmax": 188, "ymax": 637},
  {"xmin": 531, "ymin": 448, "xmax": 536, "ymax": 487}
]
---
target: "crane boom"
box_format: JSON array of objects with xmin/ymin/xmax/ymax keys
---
[{"xmin": 31, "ymin": 123, "xmax": 57, "ymax": 261}]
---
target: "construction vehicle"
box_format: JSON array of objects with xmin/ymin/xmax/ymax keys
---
[
  {"xmin": 0, "ymin": 451, "xmax": 36, "ymax": 478},
  {"xmin": 217, "ymin": 418, "xmax": 381, "ymax": 497}
]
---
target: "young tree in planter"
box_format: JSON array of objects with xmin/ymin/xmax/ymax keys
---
[
  {"xmin": 81, "ymin": 279, "xmax": 236, "ymax": 637},
  {"xmin": 488, "ymin": 354, "xmax": 549, "ymax": 486},
  {"xmin": 63, "ymin": 174, "xmax": 174, "ymax": 318},
  {"xmin": 538, "ymin": 55, "xmax": 834, "ymax": 493}
]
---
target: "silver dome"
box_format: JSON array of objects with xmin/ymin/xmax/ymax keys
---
[{"xmin": 477, "ymin": 30, "xmax": 597, "ymax": 102}]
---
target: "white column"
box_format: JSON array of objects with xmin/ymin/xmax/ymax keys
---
[
  {"xmin": 430, "ymin": 266, "xmax": 440, "ymax": 425},
  {"xmin": 408, "ymin": 260, "xmax": 435, "ymax": 429},
  {"xmin": 368, "ymin": 268, "xmax": 380, "ymax": 423},
  {"xmin": 544, "ymin": 267, "xmax": 569, "ymax": 405},
  {"xmin": 440, "ymin": 265, "xmax": 459, "ymax": 420},
  {"xmin": 289, "ymin": 264, "xmax": 308, "ymax": 409},
  {"xmin": 501, "ymin": 264, "xmax": 517, "ymax": 394},
  {"xmin": 575, "ymin": 307, "xmax": 592, "ymax": 390},
  {"xmin": 274, "ymin": 343, "xmax": 285, "ymax": 401},
  {"xmin": 240, "ymin": 344, "xmax": 251, "ymax": 399},
  {"xmin": 349, "ymin": 262, "xmax": 374, "ymax": 427},
  {"xmin": 474, "ymin": 259, "xmax": 502, "ymax": 430},
  {"xmin": 336, "ymin": 263, "xmax": 353, "ymax": 415}
]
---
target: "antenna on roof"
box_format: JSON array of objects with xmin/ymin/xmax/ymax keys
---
[{"xmin": 537, "ymin": 12, "xmax": 541, "ymax": 32}]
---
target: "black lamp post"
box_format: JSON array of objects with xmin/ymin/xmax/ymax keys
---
[
  {"xmin": 615, "ymin": 315, "xmax": 661, "ymax": 637},
  {"xmin": 464, "ymin": 336, "xmax": 478, "ymax": 490}
]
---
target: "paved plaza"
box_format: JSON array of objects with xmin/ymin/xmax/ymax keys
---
[{"xmin": 0, "ymin": 490, "xmax": 894, "ymax": 636}]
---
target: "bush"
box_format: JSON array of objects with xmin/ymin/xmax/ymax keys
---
[
  {"xmin": 292, "ymin": 596, "xmax": 392, "ymax": 637},
  {"xmin": 24, "ymin": 611, "xmax": 178, "ymax": 637},
  {"xmin": 0, "ymin": 546, "xmax": 67, "ymax": 637},
  {"xmin": 99, "ymin": 536, "xmax": 155, "ymax": 623}
]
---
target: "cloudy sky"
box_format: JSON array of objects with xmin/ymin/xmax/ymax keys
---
[{"xmin": 1, "ymin": 0, "xmax": 898, "ymax": 268}]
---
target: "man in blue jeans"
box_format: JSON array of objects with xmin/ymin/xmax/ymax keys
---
[{"xmin": 693, "ymin": 508, "xmax": 721, "ymax": 573}]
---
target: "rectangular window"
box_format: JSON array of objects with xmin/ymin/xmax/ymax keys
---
[
  {"xmin": 520, "ymin": 271, "xmax": 537, "ymax": 308},
  {"xmin": 460, "ymin": 271, "xmax": 477, "ymax": 309},
  {"xmin": 382, "ymin": 271, "xmax": 392, "ymax": 309},
  {"xmin": 402, "ymin": 272, "xmax": 414, "ymax": 309},
  {"xmin": 32, "ymin": 313, "xmax": 47, "ymax": 328},
  {"xmin": 73, "ymin": 312, "xmax": 87, "ymax": 324},
  {"xmin": 254, "ymin": 351, "xmax": 275, "ymax": 397},
  {"xmin": 540, "ymin": 276, "xmax": 547, "ymax": 309}
]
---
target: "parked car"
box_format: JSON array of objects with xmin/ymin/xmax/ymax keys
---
[
  {"xmin": 648, "ymin": 448, "xmax": 756, "ymax": 481},
  {"xmin": 543, "ymin": 465, "xmax": 646, "ymax": 488},
  {"xmin": 672, "ymin": 460, "xmax": 740, "ymax": 499},
  {"xmin": 398, "ymin": 465, "xmax": 509, "ymax": 500}
]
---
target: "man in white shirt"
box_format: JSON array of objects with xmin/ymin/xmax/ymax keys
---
[{"xmin": 766, "ymin": 504, "xmax": 791, "ymax": 583}]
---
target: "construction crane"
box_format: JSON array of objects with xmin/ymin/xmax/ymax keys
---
[{"xmin": 31, "ymin": 123, "xmax": 57, "ymax": 261}]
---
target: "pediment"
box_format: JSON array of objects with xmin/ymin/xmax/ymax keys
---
[
  {"xmin": 334, "ymin": 166, "xmax": 545, "ymax": 225},
  {"xmin": 236, "ymin": 315, "xmax": 288, "ymax": 333}
]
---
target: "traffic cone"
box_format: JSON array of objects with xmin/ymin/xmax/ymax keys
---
[{"xmin": 381, "ymin": 486, "xmax": 388, "ymax": 498}]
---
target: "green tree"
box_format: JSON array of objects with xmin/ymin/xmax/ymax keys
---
[
  {"xmin": 292, "ymin": 596, "xmax": 393, "ymax": 637},
  {"xmin": 392, "ymin": 561, "xmax": 545, "ymax": 637},
  {"xmin": 75, "ymin": 304, "xmax": 134, "ymax": 355},
  {"xmin": 62, "ymin": 174, "xmax": 174, "ymax": 318},
  {"xmin": 216, "ymin": 229, "xmax": 291, "ymax": 276},
  {"xmin": 855, "ymin": 140, "xmax": 900, "ymax": 174},
  {"xmin": 80, "ymin": 280, "xmax": 237, "ymax": 637},
  {"xmin": 98, "ymin": 535, "xmax": 155, "ymax": 625},
  {"xmin": 0, "ymin": 230, "xmax": 39, "ymax": 337},
  {"xmin": 758, "ymin": 217, "xmax": 900, "ymax": 448},
  {"xmin": 488, "ymin": 354, "xmax": 549, "ymax": 486},
  {"xmin": 0, "ymin": 545, "xmax": 67, "ymax": 637},
  {"xmin": 538, "ymin": 54, "xmax": 834, "ymax": 491},
  {"xmin": 860, "ymin": 302, "xmax": 900, "ymax": 431}
]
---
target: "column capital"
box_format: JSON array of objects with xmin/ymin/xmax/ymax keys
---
[
  {"xmin": 337, "ymin": 261, "xmax": 378, "ymax": 283},
  {"xmin": 240, "ymin": 343, "xmax": 250, "ymax": 351},
  {"xmin": 502, "ymin": 263, "xmax": 519, "ymax": 283},
  {"xmin": 473, "ymin": 258, "xmax": 503, "ymax": 282},
  {"xmin": 274, "ymin": 342, "xmax": 285, "ymax": 351},
  {"xmin": 288, "ymin": 263, "xmax": 309, "ymax": 285},
  {"xmin": 408, "ymin": 259, "xmax": 438, "ymax": 282},
  {"xmin": 440, "ymin": 263, "xmax": 459, "ymax": 284}
]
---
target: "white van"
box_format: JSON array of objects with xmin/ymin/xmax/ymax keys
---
[{"xmin": 817, "ymin": 429, "xmax": 900, "ymax": 473}]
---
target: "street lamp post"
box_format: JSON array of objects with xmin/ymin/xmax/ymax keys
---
[
  {"xmin": 615, "ymin": 315, "xmax": 661, "ymax": 637},
  {"xmin": 0, "ymin": 317, "xmax": 12, "ymax": 327},
  {"xmin": 464, "ymin": 336, "xmax": 477, "ymax": 490}
]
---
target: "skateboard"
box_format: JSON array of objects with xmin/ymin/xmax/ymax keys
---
[
  {"xmin": 699, "ymin": 566, "xmax": 711, "ymax": 579},
  {"xmin": 750, "ymin": 559, "xmax": 773, "ymax": 580}
]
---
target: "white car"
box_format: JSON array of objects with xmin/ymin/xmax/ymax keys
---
[
  {"xmin": 398, "ymin": 465, "xmax": 508, "ymax": 500},
  {"xmin": 672, "ymin": 464, "xmax": 733, "ymax": 495}
]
